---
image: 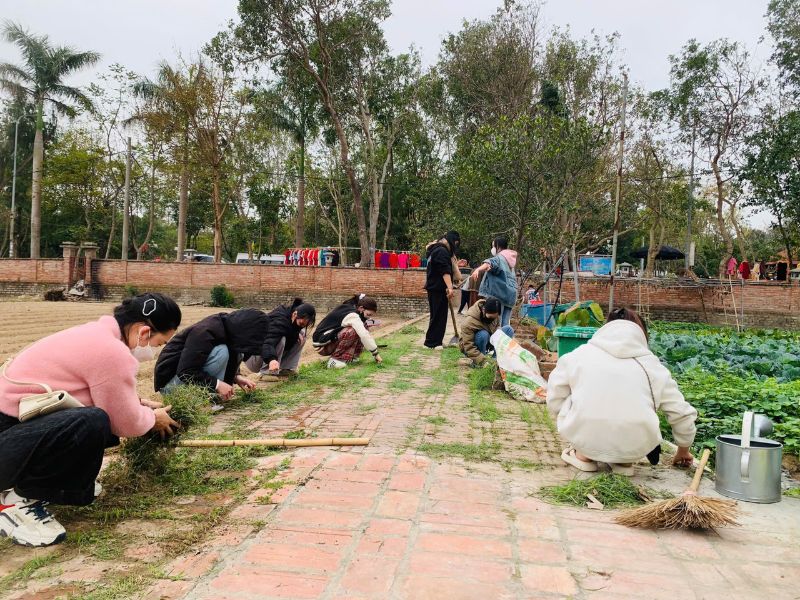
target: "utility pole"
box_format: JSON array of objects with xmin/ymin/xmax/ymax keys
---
[
  {"xmin": 685, "ymin": 120, "xmax": 697, "ymax": 272},
  {"xmin": 608, "ymin": 73, "xmax": 629, "ymax": 314},
  {"xmin": 121, "ymin": 137, "xmax": 131, "ymax": 260},
  {"xmin": 9, "ymin": 115, "xmax": 25, "ymax": 258}
]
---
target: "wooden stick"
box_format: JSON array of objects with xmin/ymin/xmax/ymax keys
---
[
  {"xmin": 176, "ymin": 438, "xmax": 369, "ymax": 448},
  {"xmin": 688, "ymin": 448, "xmax": 711, "ymax": 493}
]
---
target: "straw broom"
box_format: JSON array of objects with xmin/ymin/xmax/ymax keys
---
[{"xmin": 615, "ymin": 449, "xmax": 739, "ymax": 530}]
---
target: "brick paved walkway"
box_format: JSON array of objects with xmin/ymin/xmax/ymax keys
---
[{"xmin": 139, "ymin": 323, "xmax": 800, "ymax": 600}]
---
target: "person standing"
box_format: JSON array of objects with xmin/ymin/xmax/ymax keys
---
[
  {"xmin": 471, "ymin": 236, "xmax": 518, "ymax": 327},
  {"xmin": 423, "ymin": 231, "xmax": 460, "ymax": 349}
]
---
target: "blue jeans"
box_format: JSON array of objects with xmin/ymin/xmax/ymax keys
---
[
  {"xmin": 161, "ymin": 344, "xmax": 229, "ymax": 394},
  {"xmin": 500, "ymin": 305, "xmax": 512, "ymax": 327},
  {"xmin": 474, "ymin": 325, "xmax": 514, "ymax": 356}
]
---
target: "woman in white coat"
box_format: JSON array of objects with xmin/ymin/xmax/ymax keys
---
[{"xmin": 546, "ymin": 308, "xmax": 697, "ymax": 475}]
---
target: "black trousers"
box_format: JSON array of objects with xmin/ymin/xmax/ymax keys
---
[
  {"xmin": 0, "ymin": 407, "xmax": 119, "ymax": 506},
  {"xmin": 458, "ymin": 289, "xmax": 469, "ymax": 313},
  {"xmin": 424, "ymin": 290, "xmax": 449, "ymax": 348}
]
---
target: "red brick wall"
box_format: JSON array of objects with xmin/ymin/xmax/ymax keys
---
[{"xmin": 0, "ymin": 259, "xmax": 63, "ymax": 284}]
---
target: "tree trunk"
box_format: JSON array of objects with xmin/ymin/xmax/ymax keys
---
[
  {"xmin": 712, "ymin": 158, "xmax": 734, "ymax": 278},
  {"xmin": 776, "ymin": 213, "xmax": 793, "ymax": 273},
  {"xmin": 728, "ymin": 203, "xmax": 749, "ymax": 263},
  {"xmin": 295, "ymin": 137, "xmax": 305, "ymax": 248},
  {"xmin": 137, "ymin": 149, "xmax": 158, "ymax": 261},
  {"xmin": 645, "ymin": 227, "xmax": 658, "ymax": 278},
  {"xmin": 176, "ymin": 137, "xmax": 189, "ymax": 261},
  {"xmin": 212, "ymin": 169, "xmax": 223, "ymax": 263},
  {"xmin": 105, "ymin": 201, "xmax": 117, "ymax": 259},
  {"xmin": 30, "ymin": 103, "xmax": 44, "ymax": 259}
]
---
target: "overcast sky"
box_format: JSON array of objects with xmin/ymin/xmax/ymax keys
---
[{"xmin": 0, "ymin": 0, "xmax": 776, "ymax": 226}]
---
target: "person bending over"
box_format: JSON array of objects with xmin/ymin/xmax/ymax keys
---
[
  {"xmin": 471, "ymin": 236, "xmax": 518, "ymax": 328},
  {"xmin": 312, "ymin": 295, "xmax": 382, "ymax": 368},
  {"xmin": 0, "ymin": 293, "xmax": 182, "ymax": 547},
  {"xmin": 155, "ymin": 299, "xmax": 315, "ymax": 404},
  {"xmin": 546, "ymin": 307, "xmax": 697, "ymax": 476},
  {"xmin": 243, "ymin": 300, "xmax": 317, "ymax": 382},
  {"xmin": 460, "ymin": 297, "xmax": 514, "ymax": 367}
]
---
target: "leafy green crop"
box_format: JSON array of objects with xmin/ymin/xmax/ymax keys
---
[{"xmin": 650, "ymin": 322, "xmax": 800, "ymax": 457}]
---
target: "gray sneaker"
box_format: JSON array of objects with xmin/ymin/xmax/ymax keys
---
[{"xmin": 0, "ymin": 493, "xmax": 66, "ymax": 547}]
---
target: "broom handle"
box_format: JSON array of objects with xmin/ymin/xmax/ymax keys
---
[
  {"xmin": 688, "ymin": 448, "xmax": 711, "ymax": 493},
  {"xmin": 449, "ymin": 302, "xmax": 460, "ymax": 337},
  {"xmin": 177, "ymin": 437, "xmax": 369, "ymax": 448}
]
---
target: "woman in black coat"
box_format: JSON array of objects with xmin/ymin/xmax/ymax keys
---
[
  {"xmin": 423, "ymin": 231, "xmax": 460, "ymax": 349},
  {"xmin": 154, "ymin": 299, "xmax": 315, "ymax": 404}
]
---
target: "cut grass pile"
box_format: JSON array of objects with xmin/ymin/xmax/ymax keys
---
[
  {"xmin": 418, "ymin": 441, "xmax": 501, "ymax": 462},
  {"xmin": 539, "ymin": 473, "xmax": 667, "ymax": 509}
]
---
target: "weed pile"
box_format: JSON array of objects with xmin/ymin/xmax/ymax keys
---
[
  {"xmin": 539, "ymin": 473, "xmax": 666, "ymax": 509},
  {"xmin": 120, "ymin": 384, "xmax": 211, "ymax": 473}
]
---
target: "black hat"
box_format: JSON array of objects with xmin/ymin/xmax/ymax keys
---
[{"xmin": 483, "ymin": 297, "xmax": 502, "ymax": 313}]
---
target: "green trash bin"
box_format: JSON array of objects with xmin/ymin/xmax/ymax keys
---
[{"xmin": 553, "ymin": 326, "xmax": 598, "ymax": 357}]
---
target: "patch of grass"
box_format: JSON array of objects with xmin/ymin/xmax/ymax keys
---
[
  {"xmin": 398, "ymin": 324, "xmax": 423, "ymax": 335},
  {"xmin": 539, "ymin": 474, "xmax": 664, "ymax": 508},
  {"xmin": 467, "ymin": 366, "xmax": 502, "ymax": 422},
  {"xmin": 389, "ymin": 378, "xmax": 415, "ymax": 392},
  {"xmin": 501, "ymin": 458, "xmax": 542, "ymax": 472},
  {"xmin": 785, "ymin": 487, "xmax": 800, "ymax": 498},
  {"xmin": 284, "ymin": 429, "xmax": 307, "ymax": 439},
  {"xmin": 425, "ymin": 416, "xmax": 448, "ymax": 426},
  {"xmin": 418, "ymin": 441, "xmax": 501, "ymax": 462},
  {"xmin": 66, "ymin": 528, "xmax": 123, "ymax": 560},
  {"xmin": 0, "ymin": 554, "xmax": 61, "ymax": 587},
  {"xmin": 520, "ymin": 403, "xmax": 533, "ymax": 425},
  {"xmin": 355, "ymin": 403, "xmax": 378, "ymax": 415},
  {"xmin": 79, "ymin": 573, "xmax": 149, "ymax": 600}
]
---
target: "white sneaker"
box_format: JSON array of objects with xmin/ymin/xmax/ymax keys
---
[
  {"xmin": 0, "ymin": 492, "xmax": 67, "ymax": 547},
  {"xmin": 327, "ymin": 358, "xmax": 347, "ymax": 369}
]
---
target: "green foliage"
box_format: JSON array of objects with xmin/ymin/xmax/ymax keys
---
[
  {"xmin": 554, "ymin": 301, "xmax": 605, "ymax": 327},
  {"xmin": 651, "ymin": 322, "xmax": 800, "ymax": 457},
  {"xmin": 540, "ymin": 473, "xmax": 663, "ymax": 508},
  {"xmin": 123, "ymin": 284, "xmax": 139, "ymax": 298},
  {"xmin": 418, "ymin": 442, "xmax": 501, "ymax": 462},
  {"xmin": 210, "ymin": 284, "xmax": 235, "ymax": 307}
]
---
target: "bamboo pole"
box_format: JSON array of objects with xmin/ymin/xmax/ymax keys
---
[{"xmin": 177, "ymin": 437, "xmax": 369, "ymax": 448}]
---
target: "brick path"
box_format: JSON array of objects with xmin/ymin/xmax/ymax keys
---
[{"xmin": 141, "ymin": 323, "xmax": 800, "ymax": 600}]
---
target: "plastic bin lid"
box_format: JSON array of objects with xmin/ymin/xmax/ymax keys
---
[{"xmin": 553, "ymin": 326, "xmax": 599, "ymax": 338}]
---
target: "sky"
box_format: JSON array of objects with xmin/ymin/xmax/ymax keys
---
[{"xmin": 0, "ymin": 0, "xmax": 777, "ymax": 226}]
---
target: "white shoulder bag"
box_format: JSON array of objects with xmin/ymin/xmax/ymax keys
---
[{"xmin": 1, "ymin": 358, "xmax": 84, "ymax": 422}]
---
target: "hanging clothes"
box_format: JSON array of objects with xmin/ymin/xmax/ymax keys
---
[
  {"xmin": 331, "ymin": 250, "xmax": 340, "ymax": 266},
  {"xmin": 410, "ymin": 253, "xmax": 421, "ymax": 268},
  {"xmin": 374, "ymin": 251, "xmax": 382, "ymax": 268},
  {"xmin": 389, "ymin": 251, "xmax": 399, "ymax": 269},
  {"xmin": 738, "ymin": 260, "xmax": 751, "ymax": 280},
  {"xmin": 284, "ymin": 250, "xmax": 291, "ymax": 265},
  {"xmin": 380, "ymin": 252, "xmax": 391, "ymax": 269},
  {"xmin": 726, "ymin": 256, "xmax": 738, "ymax": 277},
  {"xmin": 398, "ymin": 253, "xmax": 409, "ymax": 269}
]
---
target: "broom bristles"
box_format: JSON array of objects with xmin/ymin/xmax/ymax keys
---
[{"xmin": 615, "ymin": 494, "xmax": 740, "ymax": 530}]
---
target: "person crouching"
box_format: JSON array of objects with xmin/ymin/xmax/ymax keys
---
[
  {"xmin": 459, "ymin": 297, "xmax": 514, "ymax": 367},
  {"xmin": 312, "ymin": 295, "xmax": 382, "ymax": 368}
]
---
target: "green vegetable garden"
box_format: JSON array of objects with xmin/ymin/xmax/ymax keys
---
[{"xmin": 650, "ymin": 323, "xmax": 800, "ymax": 458}]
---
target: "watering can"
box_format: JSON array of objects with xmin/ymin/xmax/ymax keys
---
[{"xmin": 715, "ymin": 411, "xmax": 782, "ymax": 504}]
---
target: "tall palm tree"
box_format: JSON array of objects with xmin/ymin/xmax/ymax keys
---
[{"xmin": 0, "ymin": 22, "xmax": 99, "ymax": 257}]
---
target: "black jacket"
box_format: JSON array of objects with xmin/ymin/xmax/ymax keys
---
[
  {"xmin": 154, "ymin": 302, "xmax": 303, "ymax": 391},
  {"xmin": 312, "ymin": 302, "xmax": 359, "ymax": 347},
  {"xmin": 424, "ymin": 242, "xmax": 453, "ymax": 292}
]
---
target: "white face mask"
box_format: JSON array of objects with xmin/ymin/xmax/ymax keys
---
[
  {"xmin": 491, "ymin": 247, "xmax": 497, "ymax": 256},
  {"xmin": 131, "ymin": 330, "xmax": 156, "ymax": 362}
]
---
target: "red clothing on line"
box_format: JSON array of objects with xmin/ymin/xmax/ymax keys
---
[
  {"xmin": 410, "ymin": 253, "xmax": 421, "ymax": 268},
  {"xmin": 738, "ymin": 260, "xmax": 751, "ymax": 280},
  {"xmin": 389, "ymin": 252, "xmax": 399, "ymax": 269},
  {"xmin": 374, "ymin": 251, "xmax": 381, "ymax": 268}
]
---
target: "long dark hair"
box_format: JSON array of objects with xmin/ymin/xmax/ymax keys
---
[
  {"xmin": 343, "ymin": 294, "xmax": 378, "ymax": 312},
  {"xmin": 114, "ymin": 292, "xmax": 182, "ymax": 343},
  {"xmin": 607, "ymin": 307, "xmax": 648, "ymax": 341}
]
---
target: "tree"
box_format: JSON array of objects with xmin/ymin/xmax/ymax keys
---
[
  {"xmin": 661, "ymin": 40, "xmax": 761, "ymax": 276},
  {"xmin": 253, "ymin": 74, "xmax": 319, "ymax": 248},
  {"xmin": 767, "ymin": 0, "xmax": 800, "ymax": 92},
  {"xmin": 235, "ymin": 0, "xmax": 392, "ymax": 267},
  {"xmin": 0, "ymin": 22, "xmax": 99, "ymax": 257},
  {"xmin": 740, "ymin": 109, "xmax": 800, "ymax": 268},
  {"xmin": 131, "ymin": 61, "xmax": 204, "ymax": 261}
]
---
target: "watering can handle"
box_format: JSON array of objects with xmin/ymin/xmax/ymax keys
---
[{"xmin": 740, "ymin": 411, "xmax": 753, "ymax": 480}]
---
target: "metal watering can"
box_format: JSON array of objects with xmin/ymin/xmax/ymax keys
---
[{"xmin": 715, "ymin": 411, "xmax": 782, "ymax": 503}]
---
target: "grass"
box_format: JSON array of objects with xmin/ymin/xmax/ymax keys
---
[
  {"xmin": 467, "ymin": 362, "xmax": 502, "ymax": 422},
  {"xmin": 539, "ymin": 473, "xmax": 665, "ymax": 509},
  {"xmin": 355, "ymin": 403, "xmax": 378, "ymax": 415},
  {"xmin": 418, "ymin": 441, "xmax": 501, "ymax": 462},
  {"xmin": 785, "ymin": 487, "xmax": 800, "ymax": 498},
  {"xmin": 425, "ymin": 416, "xmax": 448, "ymax": 426},
  {"xmin": 284, "ymin": 429, "xmax": 308, "ymax": 439},
  {"xmin": 0, "ymin": 553, "xmax": 61, "ymax": 587},
  {"xmin": 66, "ymin": 529, "xmax": 123, "ymax": 560},
  {"xmin": 78, "ymin": 573, "xmax": 150, "ymax": 600},
  {"xmin": 501, "ymin": 458, "xmax": 542, "ymax": 472}
]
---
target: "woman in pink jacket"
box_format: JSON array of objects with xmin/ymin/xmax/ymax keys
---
[{"xmin": 0, "ymin": 293, "xmax": 182, "ymax": 547}]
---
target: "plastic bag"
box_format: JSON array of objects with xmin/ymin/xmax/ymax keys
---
[{"xmin": 489, "ymin": 330, "xmax": 548, "ymax": 403}]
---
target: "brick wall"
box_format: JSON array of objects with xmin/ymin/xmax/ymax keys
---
[{"xmin": 2, "ymin": 253, "xmax": 800, "ymax": 327}]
